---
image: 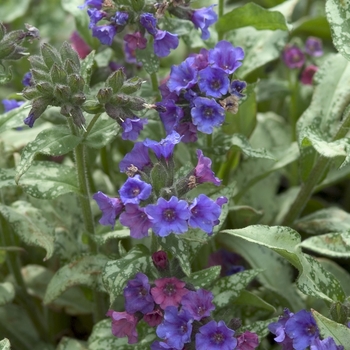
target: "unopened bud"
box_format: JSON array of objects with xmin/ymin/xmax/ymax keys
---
[
  {"xmin": 219, "ymin": 95, "xmax": 239, "ymax": 114},
  {"xmin": 120, "ymin": 77, "xmax": 143, "ymax": 94},
  {"xmin": 50, "ymin": 63, "xmax": 67, "ymax": 84},
  {"xmin": 106, "ymin": 69, "xmax": 125, "ymax": 93},
  {"xmin": 97, "ymin": 87, "xmax": 113, "ymax": 104},
  {"xmin": 54, "ymin": 85, "xmax": 71, "ymax": 102},
  {"xmin": 152, "ymin": 251, "xmax": 168, "ymax": 271},
  {"xmin": 330, "ymin": 301, "xmax": 350, "ymax": 325}
]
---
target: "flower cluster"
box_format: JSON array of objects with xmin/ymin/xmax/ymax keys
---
[
  {"xmin": 157, "ymin": 41, "xmax": 246, "ymax": 142},
  {"xmin": 268, "ymin": 308, "xmax": 343, "ymax": 350},
  {"xmin": 107, "ymin": 252, "xmax": 259, "ymax": 349},
  {"xmin": 282, "ymin": 37, "xmax": 323, "ymax": 85},
  {"xmin": 94, "ymin": 131, "xmax": 227, "ymax": 237},
  {"xmin": 79, "ymin": 0, "xmax": 217, "ymax": 59}
]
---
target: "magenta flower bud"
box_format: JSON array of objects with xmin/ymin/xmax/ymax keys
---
[
  {"xmin": 300, "ymin": 65, "xmax": 318, "ymax": 85},
  {"xmin": 152, "ymin": 250, "xmax": 168, "ymax": 270}
]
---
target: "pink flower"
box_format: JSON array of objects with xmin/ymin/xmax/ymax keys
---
[
  {"xmin": 236, "ymin": 331, "xmax": 259, "ymax": 350},
  {"xmin": 144, "ymin": 308, "xmax": 164, "ymax": 327},
  {"xmin": 151, "ymin": 277, "xmax": 189, "ymax": 309},
  {"xmin": 106, "ymin": 310, "xmax": 138, "ymax": 344},
  {"xmin": 70, "ymin": 31, "xmax": 91, "ymax": 59},
  {"xmin": 301, "ymin": 65, "xmax": 318, "ymax": 85}
]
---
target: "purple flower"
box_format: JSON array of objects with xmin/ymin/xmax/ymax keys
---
[
  {"xmin": 22, "ymin": 72, "xmax": 32, "ymax": 86},
  {"xmin": 145, "ymin": 196, "xmax": 191, "ymax": 237},
  {"xmin": 189, "ymin": 194, "xmax": 224, "ymax": 234},
  {"xmin": 230, "ymin": 80, "xmax": 247, "ymax": 98},
  {"xmin": 310, "ymin": 337, "xmax": 344, "ymax": 350},
  {"xmin": 305, "ymin": 37, "xmax": 323, "ymax": 57},
  {"xmin": 140, "ymin": 13, "xmax": 158, "ymax": 36},
  {"xmin": 157, "ymin": 99, "xmax": 183, "ymax": 134},
  {"xmin": 268, "ymin": 308, "xmax": 294, "ymax": 350},
  {"xmin": 144, "ymin": 309, "xmax": 163, "ymax": 327},
  {"xmin": 167, "ymin": 57, "xmax": 198, "ymax": 94},
  {"xmin": 151, "ymin": 341, "xmax": 177, "ymax": 350},
  {"xmin": 124, "ymin": 272, "xmax": 154, "ymax": 314},
  {"xmin": 93, "ymin": 191, "xmax": 124, "ymax": 228},
  {"xmin": 124, "ymin": 42, "xmax": 138, "ymax": 64},
  {"xmin": 144, "ymin": 131, "xmax": 182, "ymax": 161},
  {"xmin": 236, "ymin": 331, "xmax": 259, "ymax": 350},
  {"xmin": 191, "ymin": 5, "xmax": 218, "ymax": 40},
  {"xmin": 87, "ymin": 8, "xmax": 105, "ymax": 28},
  {"xmin": 301, "ymin": 65, "xmax": 318, "ymax": 85},
  {"xmin": 119, "ymin": 142, "xmax": 152, "ymax": 173},
  {"xmin": 192, "ymin": 48, "xmax": 209, "ymax": 70},
  {"xmin": 198, "ymin": 66, "xmax": 229, "ymax": 98},
  {"xmin": 191, "ymin": 97, "xmax": 225, "ymax": 134},
  {"xmin": 119, "ymin": 204, "xmax": 152, "ymax": 239},
  {"xmin": 156, "ymin": 306, "xmax": 193, "ymax": 349},
  {"xmin": 124, "ymin": 32, "xmax": 147, "ymax": 50},
  {"xmin": 282, "ymin": 45, "xmax": 305, "ymax": 69},
  {"xmin": 24, "ymin": 113, "xmax": 36, "ymax": 128},
  {"xmin": 209, "ymin": 41, "xmax": 244, "ymax": 74},
  {"xmin": 78, "ymin": 0, "xmax": 102, "ymax": 9},
  {"xmin": 114, "ymin": 11, "xmax": 129, "ymax": 26},
  {"xmin": 196, "ymin": 320, "xmax": 237, "ymax": 350},
  {"xmin": 181, "ymin": 289, "xmax": 215, "ymax": 321},
  {"xmin": 106, "ymin": 310, "xmax": 138, "ymax": 344},
  {"xmin": 176, "ymin": 119, "xmax": 198, "ymax": 143},
  {"xmin": 285, "ymin": 310, "xmax": 319, "ymax": 350},
  {"xmin": 195, "ymin": 149, "xmax": 221, "ymax": 186},
  {"xmin": 92, "ymin": 24, "xmax": 117, "ymax": 45},
  {"xmin": 119, "ymin": 175, "xmax": 152, "ymax": 205},
  {"xmin": 2, "ymin": 99, "xmax": 24, "ymax": 113},
  {"xmin": 154, "ymin": 30, "xmax": 179, "ymax": 57},
  {"xmin": 121, "ymin": 117, "xmax": 148, "ymax": 141},
  {"xmin": 70, "ymin": 31, "xmax": 91, "ymax": 59}
]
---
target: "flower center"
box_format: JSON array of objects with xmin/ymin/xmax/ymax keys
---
[
  {"xmin": 139, "ymin": 287, "xmax": 147, "ymax": 296},
  {"xmin": 163, "ymin": 282, "xmax": 176, "ymax": 296},
  {"xmin": 204, "ymin": 107, "xmax": 213, "ymax": 118},
  {"xmin": 163, "ymin": 208, "xmax": 175, "ymax": 221},
  {"xmin": 211, "ymin": 331, "xmax": 224, "ymax": 344},
  {"xmin": 132, "ymin": 187, "xmax": 140, "ymax": 196},
  {"xmin": 180, "ymin": 324, "xmax": 188, "ymax": 334},
  {"xmin": 211, "ymin": 79, "xmax": 221, "ymax": 89}
]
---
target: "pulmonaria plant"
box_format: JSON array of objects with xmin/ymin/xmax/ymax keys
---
[
  {"xmin": 106, "ymin": 252, "xmax": 259, "ymax": 349},
  {"xmin": 94, "ymin": 131, "xmax": 227, "ymax": 238},
  {"xmin": 157, "ymin": 40, "xmax": 246, "ymax": 141},
  {"xmin": 78, "ymin": 0, "xmax": 218, "ymax": 59}
]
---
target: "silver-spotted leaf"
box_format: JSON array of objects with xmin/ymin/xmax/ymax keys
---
[{"xmin": 0, "ymin": 282, "xmax": 15, "ymax": 306}]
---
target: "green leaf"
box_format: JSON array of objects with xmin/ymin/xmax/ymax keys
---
[
  {"xmin": 0, "ymin": 102, "xmax": 30, "ymax": 133},
  {"xmin": 229, "ymin": 205, "xmax": 264, "ymax": 228},
  {"xmin": 0, "ymin": 168, "xmax": 15, "ymax": 189},
  {"xmin": 0, "ymin": 201, "xmax": 54, "ymax": 261},
  {"xmin": 326, "ymin": 0, "xmax": 350, "ymax": 61},
  {"xmin": 43, "ymin": 254, "xmax": 108, "ymax": 304},
  {"xmin": 102, "ymin": 245, "xmax": 154, "ymax": 304},
  {"xmin": 0, "ymin": 65, "xmax": 12, "ymax": 85},
  {"xmin": 230, "ymin": 133, "xmax": 275, "ymax": 160},
  {"xmin": 18, "ymin": 161, "xmax": 80, "ymax": 199},
  {"xmin": 311, "ymin": 309, "xmax": 350, "ymax": 347},
  {"xmin": 0, "ymin": 338, "xmax": 10, "ymax": 350},
  {"xmin": 92, "ymin": 229, "xmax": 130, "ymax": 246},
  {"xmin": 292, "ymin": 16, "xmax": 331, "ymax": 39},
  {"xmin": 183, "ymin": 266, "xmax": 221, "ymax": 289},
  {"xmin": 0, "ymin": 282, "xmax": 15, "ymax": 306},
  {"xmin": 212, "ymin": 269, "xmax": 262, "ymax": 308},
  {"xmin": 0, "ymin": 0, "xmax": 31, "ymax": 22},
  {"xmin": 83, "ymin": 114, "xmax": 119, "ymax": 149},
  {"xmin": 235, "ymin": 290, "xmax": 276, "ymax": 312},
  {"xmin": 136, "ymin": 41, "xmax": 159, "ymax": 74},
  {"xmin": 300, "ymin": 232, "xmax": 350, "ymax": 258},
  {"xmin": 88, "ymin": 319, "xmax": 156, "ymax": 350},
  {"xmin": 15, "ymin": 127, "xmax": 82, "ymax": 182},
  {"xmin": 80, "ymin": 50, "xmax": 95, "ymax": 89},
  {"xmin": 216, "ymin": 2, "xmax": 289, "ymax": 35},
  {"xmin": 240, "ymin": 318, "xmax": 277, "ymax": 338},
  {"xmin": 159, "ymin": 235, "xmax": 191, "ymax": 276},
  {"xmin": 295, "ymin": 207, "xmax": 350, "ymax": 234},
  {"xmin": 222, "ymin": 226, "xmax": 345, "ymax": 302},
  {"xmin": 56, "ymin": 338, "xmax": 87, "ymax": 350}
]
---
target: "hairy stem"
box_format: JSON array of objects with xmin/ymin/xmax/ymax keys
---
[{"xmin": 150, "ymin": 72, "xmax": 161, "ymax": 101}]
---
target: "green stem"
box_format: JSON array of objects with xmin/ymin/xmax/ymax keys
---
[
  {"xmin": 282, "ymin": 106, "xmax": 350, "ymax": 226},
  {"xmin": 83, "ymin": 113, "xmax": 102, "ymax": 140},
  {"xmin": 150, "ymin": 72, "xmax": 161, "ymax": 101},
  {"xmin": 67, "ymin": 118, "xmax": 106, "ymax": 322},
  {"xmin": 218, "ymin": 0, "xmax": 225, "ymax": 41},
  {"xmin": 0, "ymin": 215, "xmax": 50, "ymax": 343}
]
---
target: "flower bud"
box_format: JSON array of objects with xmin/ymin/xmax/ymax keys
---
[
  {"xmin": 106, "ymin": 69, "xmax": 125, "ymax": 93},
  {"xmin": 31, "ymin": 68, "xmax": 50, "ymax": 83},
  {"xmin": 50, "ymin": 63, "xmax": 67, "ymax": 84},
  {"xmin": 54, "ymin": 84, "xmax": 71, "ymax": 102},
  {"xmin": 59, "ymin": 41, "xmax": 80, "ymax": 69},
  {"xmin": 97, "ymin": 87, "xmax": 113, "ymax": 104},
  {"xmin": 71, "ymin": 93, "xmax": 86, "ymax": 106},
  {"xmin": 25, "ymin": 97, "xmax": 50, "ymax": 127},
  {"xmin": 82, "ymin": 100, "xmax": 104, "ymax": 114},
  {"xmin": 152, "ymin": 251, "xmax": 169, "ymax": 271},
  {"xmin": 22, "ymin": 86, "xmax": 41, "ymax": 100},
  {"xmin": 120, "ymin": 77, "xmax": 143, "ymax": 94},
  {"xmin": 35, "ymin": 82, "xmax": 54, "ymax": 97},
  {"xmin": 330, "ymin": 301, "xmax": 350, "ymax": 325},
  {"xmin": 64, "ymin": 59, "xmax": 80, "ymax": 75},
  {"xmin": 41, "ymin": 42, "xmax": 61, "ymax": 67},
  {"xmin": 28, "ymin": 55, "xmax": 48, "ymax": 71},
  {"xmin": 67, "ymin": 74, "xmax": 85, "ymax": 94}
]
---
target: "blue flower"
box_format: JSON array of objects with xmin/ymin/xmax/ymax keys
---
[
  {"xmin": 119, "ymin": 142, "xmax": 152, "ymax": 173},
  {"xmin": 118, "ymin": 175, "xmax": 152, "ymax": 205},
  {"xmin": 119, "ymin": 204, "xmax": 152, "ymax": 239},
  {"xmin": 181, "ymin": 288, "xmax": 215, "ymax": 321},
  {"xmin": 268, "ymin": 308, "xmax": 294, "ymax": 349},
  {"xmin": 121, "ymin": 117, "xmax": 148, "ymax": 141},
  {"xmin": 145, "ymin": 196, "xmax": 191, "ymax": 237},
  {"xmin": 22, "ymin": 72, "xmax": 32, "ymax": 86},
  {"xmin": 191, "ymin": 5, "xmax": 218, "ymax": 40},
  {"xmin": 87, "ymin": 8, "xmax": 105, "ymax": 28},
  {"xmin": 156, "ymin": 306, "xmax": 193, "ymax": 349},
  {"xmin": 157, "ymin": 99, "xmax": 183, "ymax": 135},
  {"xmin": 24, "ymin": 113, "xmax": 36, "ymax": 128},
  {"xmin": 92, "ymin": 24, "xmax": 117, "ymax": 45},
  {"xmin": 189, "ymin": 194, "xmax": 224, "ymax": 234},
  {"xmin": 310, "ymin": 337, "xmax": 344, "ymax": 350},
  {"xmin": 167, "ymin": 57, "xmax": 198, "ymax": 95},
  {"xmin": 198, "ymin": 66, "xmax": 229, "ymax": 98},
  {"xmin": 140, "ymin": 13, "xmax": 158, "ymax": 36},
  {"xmin": 78, "ymin": 0, "xmax": 103, "ymax": 10},
  {"xmin": 154, "ymin": 30, "xmax": 179, "ymax": 57},
  {"xmin": 2, "ymin": 99, "xmax": 24, "ymax": 113},
  {"xmin": 305, "ymin": 37, "xmax": 323, "ymax": 57},
  {"xmin": 195, "ymin": 320, "xmax": 237, "ymax": 350},
  {"xmin": 230, "ymin": 80, "xmax": 247, "ymax": 98},
  {"xmin": 93, "ymin": 191, "xmax": 124, "ymax": 228},
  {"xmin": 151, "ymin": 341, "xmax": 177, "ymax": 350},
  {"xmin": 209, "ymin": 41, "xmax": 244, "ymax": 74},
  {"xmin": 191, "ymin": 97, "xmax": 225, "ymax": 134},
  {"xmin": 124, "ymin": 273, "xmax": 154, "ymax": 314},
  {"xmin": 144, "ymin": 131, "xmax": 182, "ymax": 161},
  {"xmin": 285, "ymin": 310, "xmax": 319, "ymax": 350},
  {"xmin": 114, "ymin": 11, "xmax": 129, "ymax": 26}
]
